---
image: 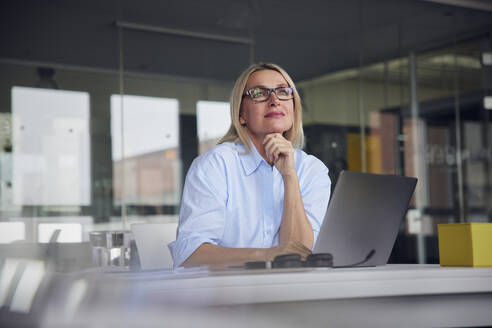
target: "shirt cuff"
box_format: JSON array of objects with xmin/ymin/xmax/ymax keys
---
[{"xmin": 168, "ymin": 236, "xmax": 218, "ymax": 268}]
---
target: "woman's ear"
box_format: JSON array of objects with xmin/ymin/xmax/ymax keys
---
[{"xmin": 239, "ymin": 113, "xmax": 246, "ymax": 126}]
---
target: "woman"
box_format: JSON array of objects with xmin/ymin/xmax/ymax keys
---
[{"xmin": 168, "ymin": 63, "xmax": 331, "ymax": 268}]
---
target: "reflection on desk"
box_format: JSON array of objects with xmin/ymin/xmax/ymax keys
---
[{"xmin": 33, "ymin": 264, "xmax": 492, "ymax": 328}]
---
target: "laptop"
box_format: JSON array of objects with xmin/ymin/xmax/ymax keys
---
[
  {"xmin": 313, "ymin": 170, "xmax": 417, "ymax": 267},
  {"xmin": 131, "ymin": 223, "xmax": 178, "ymax": 270}
]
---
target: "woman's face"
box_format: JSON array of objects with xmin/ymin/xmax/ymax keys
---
[{"xmin": 239, "ymin": 69, "xmax": 294, "ymax": 142}]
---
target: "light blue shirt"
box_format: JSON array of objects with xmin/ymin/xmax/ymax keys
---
[{"xmin": 168, "ymin": 141, "xmax": 331, "ymax": 267}]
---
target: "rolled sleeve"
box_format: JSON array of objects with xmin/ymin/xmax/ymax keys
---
[
  {"xmin": 168, "ymin": 155, "xmax": 228, "ymax": 268},
  {"xmin": 168, "ymin": 236, "xmax": 217, "ymax": 268}
]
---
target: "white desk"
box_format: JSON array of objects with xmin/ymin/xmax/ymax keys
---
[{"xmin": 43, "ymin": 264, "xmax": 492, "ymax": 327}]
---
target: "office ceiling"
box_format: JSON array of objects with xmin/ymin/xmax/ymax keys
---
[{"xmin": 1, "ymin": 0, "xmax": 492, "ymax": 83}]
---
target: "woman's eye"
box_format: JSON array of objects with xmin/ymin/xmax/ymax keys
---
[{"xmin": 252, "ymin": 89, "xmax": 265, "ymax": 97}]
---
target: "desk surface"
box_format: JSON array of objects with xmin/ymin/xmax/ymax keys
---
[
  {"xmin": 102, "ymin": 264, "xmax": 492, "ymax": 305},
  {"xmin": 46, "ymin": 264, "xmax": 492, "ymax": 328}
]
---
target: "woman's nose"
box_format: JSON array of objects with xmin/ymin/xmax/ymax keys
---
[{"xmin": 267, "ymin": 91, "xmax": 280, "ymax": 105}]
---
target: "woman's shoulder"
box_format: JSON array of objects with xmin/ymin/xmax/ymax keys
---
[
  {"xmin": 295, "ymin": 148, "xmax": 329, "ymax": 174},
  {"xmin": 199, "ymin": 141, "xmax": 243, "ymax": 160},
  {"xmin": 192, "ymin": 142, "xmax": 243, "ymax": 170}
]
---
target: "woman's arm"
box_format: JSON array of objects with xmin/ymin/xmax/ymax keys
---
[
  {"xmin": 183, "ymin": 240, "xmax": 311, "ymax": 268},
  {"xmin": 279, "ymin": 174, "xmax": 314, "ymax": 249},
  {"xmin": 263, "ymin": 133, "xmax": 314, "ymax": 250}
]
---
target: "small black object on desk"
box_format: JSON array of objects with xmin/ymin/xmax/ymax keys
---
[
  {"xmin": 244, "ymin": 261, "xmax": 267, "ymax": 269},
  {"xmin": 243, "ymin": 250, "xmax": 374, "ymax": 270},
  {"xmin": 305, "ymin": 253, "xmax": 333, "ymax": 267},
  {"xmin": 243, "ymin": 253, "xmax": 335, "ymax": 270},
  {"xmin": 272, "ymin": 254, "xmax": 303, "ymax": 268}
]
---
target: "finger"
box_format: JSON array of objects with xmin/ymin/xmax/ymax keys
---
[
  {"xmin": 264, "ymin": 140, "xmax": 275, "ymax": 158},
  {"xmin": 289, "ymin": 241, "xmax": 311, "ymax": 255},
  {"xmin": 266, "ymin": 144, "xmax": 279, "ymax": 162},
  {"xmin": 293, "ymin": 240, "xmax": 311, "ymax": 251},
  {"xmin": 266, "ymin": 139, "xmax": 292, "ymax": 155},
  {"xmin": 263, "ymin": 135, "xmax": 279, "ymax": 150},
  {"xmin": 266, "ymin": 141, "xmax": 288, "ymax": 157},
  {"xmin": 264, "ymin": 133, "xmax": 288, "ymax": 149},
  {"xmin": 268, "ymin": 132, "xmax": 283, "ymax": 140},
  {"xmin": 272, "ymin": 145, "xmax": 293, "ymax": 163},
  {"xmin": 282, "ymin": 242, "xmax": 302, "ymax": 255},
  {"xmin": 263, "ymin": 133, "xmax": 280, "ymax": 146},
  {"xmin": 264, "ymin": 140, "xmax": 283, "ymax": 162},
  {"xmin": 290, "ymin": 246, "xmax": 311, "ymax": 260},
  {"xmin": 288, "ymin": 243, "xmax": 306, "ymax": 255},
  {"xmin": 276, "ymin": 241, "xmax": 311, "ymax": 259},
  {"xmin": 263, "ymin": 136, "xmax": 280, "ymax": 152}
]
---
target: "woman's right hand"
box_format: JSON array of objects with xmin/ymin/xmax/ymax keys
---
[{"xmin": 264, "ymin": 240, "xmax": 312, "ymax": 261}]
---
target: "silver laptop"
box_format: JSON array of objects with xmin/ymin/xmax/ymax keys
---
[{"xmin": 313, "ymin": 171, "xmax": 417, "ymax": 267}]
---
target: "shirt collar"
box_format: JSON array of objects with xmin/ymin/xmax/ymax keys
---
[{"xmin": 238, "ymin": 140, "xmax": 266, "ymax": 176}]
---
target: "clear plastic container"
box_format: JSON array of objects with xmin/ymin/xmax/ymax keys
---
[{"xmin": 89, "ymin": 231, "xmax": 131, "ymax": 268}]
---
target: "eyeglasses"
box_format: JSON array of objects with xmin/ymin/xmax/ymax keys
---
[{"xmin": 242, "ymin": 87, "xmax": 295, "ymax": 102}]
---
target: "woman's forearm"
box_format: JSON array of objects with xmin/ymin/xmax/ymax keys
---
[
  {"xmin": 261, "ymin": 134, "xmax": 314, "ymax": 250},
  {"xmin": 183, "ymin": 243, "xmax": 266, "ymax": 267},
  {"xmin": 183, "ymin": 240, "xmax": 312, "ymax": 268},
  {"xmin": 279, "ymin": 174, "xmax": 314, "ymax": 250}
]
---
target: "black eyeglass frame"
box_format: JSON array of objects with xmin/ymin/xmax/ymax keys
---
[{"xmin": 242, "ymin": 87, "xmax": 295, "ymax": 102}]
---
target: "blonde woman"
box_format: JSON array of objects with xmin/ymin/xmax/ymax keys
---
[{"xmin": 168, "ymin": 63, "xmax": 331, "ymax": 268}]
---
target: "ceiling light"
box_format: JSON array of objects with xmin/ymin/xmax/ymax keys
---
[
  {"xmin": 484, "ymin": 96, "xmax": 492, "ymax": 110},
  {"xmin": 482, "ymin": 52, "xmax": 492, "ymax": 66}
]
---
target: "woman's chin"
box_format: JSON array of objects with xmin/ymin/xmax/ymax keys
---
[
  {"xmin": 271, "ymin": 129, "xmax": 286, "ymax": 135},
  {"xmin": 245, "ymin": 124, "xmax": 291, "ymax": 139},
  {"xmin": 265, "ymin": 122, "xmax": 289, "ymax": 132},
  {"xmin": 268, "ymin": 124, "xmax": 291, "ymax": 134}
]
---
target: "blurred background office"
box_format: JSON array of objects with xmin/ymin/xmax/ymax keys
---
[{"xmin": 0, "ymin": 0, "xmax": 491, "ymax": 271}]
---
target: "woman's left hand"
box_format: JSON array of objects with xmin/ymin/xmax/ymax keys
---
[{"xmin": 263, "ymin": 133, "xmax": 296, "ymax": 177}]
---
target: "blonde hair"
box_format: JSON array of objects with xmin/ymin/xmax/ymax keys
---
[{"xmin": 218, "ymin": 63, "xmax": 304, "ymax": 151}]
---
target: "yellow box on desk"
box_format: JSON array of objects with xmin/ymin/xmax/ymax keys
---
[{"xmin": 438, "ymin": 223, "xmax": 492, "ymax": 267}]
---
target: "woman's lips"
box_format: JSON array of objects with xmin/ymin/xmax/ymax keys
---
[{"xmin": 264, "ymin": 112, "xmax": 285, "ymax": 118}]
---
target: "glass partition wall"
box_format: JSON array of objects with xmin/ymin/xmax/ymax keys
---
[
  {"xmin": 0, "ymin": 64, "xmax": 120, "ymax": 248},
  {"xmin": 299, "ymin": 36, "xmax": 492, "ymax": 263},
  {"xmin": 0, "ymin": 1, "xmax": 491, "ymax": 270}
]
